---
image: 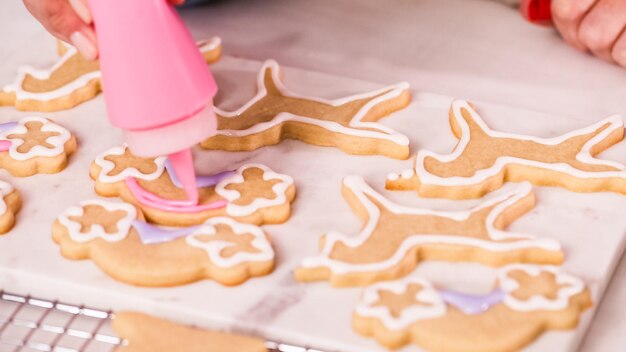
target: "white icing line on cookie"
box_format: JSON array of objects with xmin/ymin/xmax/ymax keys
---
[
  {"xmin": 185, "ymin": 217, "xmax": 274, "ymax": 268},
  {"xmin": 197, "ymin": 37, "xmax": 221, "ymax": 53},
  {"xmin": 3, "ymin": 38, "xmax": 221, "ymax": 103},
  {"xmin": 404, "ymin": 99, "xmax": 626, "ymax": 186},
  {"xmin": 214, "ymin": 60, "xmax": 410, "ymax": 147},
  {"xmin": 58, "ymin": 199, "xmax": 137, "ymax": 243},
  {"xmin": 356, "ymin": 275, "xmax": 446, "ymax": 330},
  {"xmin": 94, "ymin": 144, "xmax": 166, "ymax": 184},
  {"xmin": 300, "ymin": 177, "xmax": 561, "ymax": 274},
  {"xmin": 0, "ymin": 116, "xmax": 72, "ymax": 160},
  {"xmin": 215, "ymin": 164, "xmax": 293, "ymax": 217},
  {"xmin": 3, "ymin": 45, "xmax": 101, "ymax": 102},
  {"xmin": 498, "ymin": 264, "xmax": 585, "ymax": 312},
  {"xmin": 0, "ymin": 180, "xmax": 14, "ymax": 215}
]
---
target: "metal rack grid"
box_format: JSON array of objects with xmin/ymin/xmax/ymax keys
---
[{"xmin": 0, "ymin": 291, "xmax": 329, "ymax": 352}]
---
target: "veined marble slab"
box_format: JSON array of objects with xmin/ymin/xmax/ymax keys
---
[{"xmin": 1, "ymin": 44, "xmax": 625, "ymax": 351}]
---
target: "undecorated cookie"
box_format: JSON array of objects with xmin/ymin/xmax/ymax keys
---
[
  {"xmin": 0, "ymin": 180, "xmax": 21, "ymax": 234},
  {"xmin": 387, "ymin": 100, "xmax": 626, "ymax": 199},
  {"xmin": 90, "ymin": 145, "xmax": 296, "ymax": 227},
  {"xmin": 295, "ymin": 176, "xmax": 563, "ymax": 287},
  {"xmin": 0, "ymin": 116, "xmax": 76, "ymax": 176},
  {"xmin": 112, "ymin": 311, "xmax": 267, "ymax": 352},
  {"xmin": 0, "ymin": 38, "xmax": 221, "ymax": 112},
  {"xmin": 52, "ymin": 199, "xmax": 275, "ymax": 286},
  {"xmin": 201, "ymin": 60, "xmax": 412, "ymax": 159},
  {"xmin": 353, "ymin": 265, "xmax": 592, "ymax": 352}
]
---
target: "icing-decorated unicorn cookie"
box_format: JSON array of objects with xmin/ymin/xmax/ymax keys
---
[
  {"xmin": 387, "ymin": 100, "xmax": 626, "ymax": 199},
  {"xmin": 0, "ymin": 38, "xmax": 221, "ymax": 112},
  {"xmin": 89, "ymin": 145, "xmax": 296, "ymax": 227},
  {"xmin": 0, "ymin": 180, "xmax": 21, "ymax": 234},
  {"xmin": 113, "ymin": 312, "xmax": 267, "ymax": 352},
  {"xmin": 353, "ymin": 265, "xmax": 592, "ymax": 351},
  {"xmin": 0, "ymin": 117, "xmax": 76, "ymax": 176},
  {"xmin": 200, "ymin": 60, "xmax": 412, "ymax": 159},
  {"xmin": 52, "ymin": 199, "xmax": 275, "ymax": 286},
  {"xmin": 295, "ymin": 176, "xmax": 563, "ymax": 287}
]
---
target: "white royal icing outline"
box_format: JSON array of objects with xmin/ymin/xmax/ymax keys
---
[
  {"xmin": 0, "ymin": 116, "xmax": 72, "ymax": 161},
  {"xmin": 2, "ymin": 37, "xmax": 221, "ymax": 103},
  {"xmin": 0, "ymin": 180, "xmax": 15, "ymax": 215},
  {"xmin": 498, "ymin": 264, "xmax": 585, "ymax": 312},
  {"xmin": 58, "ymin": 199, "xmax": 137, "ymax": 243},
  {"xmin": 355, "ymin": 275, "xmax": 447, "ymax": 331},
  {"xmin": 354, "ymin": 264, "xmax": 587, "ymax": 330},
  {"xmin": 185, "ymin": 216, "xmax": 274, "ymax": 268},
  {"xmin": 214, "ymin": 60, "xmax": 411, "ymax": 147},
  {"xmin": 388, "ymin": 99, "xmax": 626, "ymax": 186},
  {"xmin": 215, "ymin": 163, "xmax": 294, "ymax": 217},
  {"xmin": 94, "ymin": 144, "xmax": 166, "ymax": 184},
  {"xmin": 300, "ymin": 176, "xmax": 561, "ymax": 275}
]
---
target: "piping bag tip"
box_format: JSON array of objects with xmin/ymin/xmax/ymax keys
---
[{"xmin": 167, "ymin": 148, "xmax": 199, "ymax": 204}]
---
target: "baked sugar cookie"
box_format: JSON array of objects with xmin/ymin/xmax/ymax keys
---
[
  {"xmin": 353, "ymin": 265, "xmax": 591, "ymax": 351},
  {"xmin": 0, "ymin": 180, "xmax": 21, "ymax": 234},
  {"xmin": 0, "ymin": 116, "xmax": 76, "ymax": 176},
  {"xmin": 113, "ymin": 311, "xmax": 267, "ymax": 352},
  {"xmin": 0, "ymin": 38, "xmax": 221, "ymax": 112},
  {"xmin": 90, "ymin": 145, "xmax": 296, "ymax": 227},
  {"xmin": 52, "ymin": 199, "xmax": 274, "ymax": 286},
  {"xmin": 295, "ymin": 176, "xmax": 562, "ymax": 287},
  {"xmin": 201, "ymin": 60, "xmax": 412, "ymax": 159},
  {"xmin": 387, "ymin": 100, "xmax": 626, "ymax": 199}
]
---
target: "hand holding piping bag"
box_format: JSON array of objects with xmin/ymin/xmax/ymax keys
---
[
  {"xmin": 22, "ymin": 0, "xmax": 185, "ymax": 60},
  {"xmin": 24, "ymin": 0, "xmax": 215, "ymax": 205}
]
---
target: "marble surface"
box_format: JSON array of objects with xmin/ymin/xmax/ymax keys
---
[{"xmin": 1, "ymin": 0, "xmax": 626, "ymax": 351}]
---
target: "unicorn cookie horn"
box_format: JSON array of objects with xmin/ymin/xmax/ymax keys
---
[{"xmin": 88, "ymin": 0, "xmax": 218, "ymax": 204}]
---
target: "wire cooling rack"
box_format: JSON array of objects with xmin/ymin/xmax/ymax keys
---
[{"xmin": 0, "ymin": 290, "xmax": 329, "ymax": 352}]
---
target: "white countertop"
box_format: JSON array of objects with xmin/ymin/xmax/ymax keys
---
[{"xmin": 1, "ymin": 0, "xmax": 625, "ymax": 351}]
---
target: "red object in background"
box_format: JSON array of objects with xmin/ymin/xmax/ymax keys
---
[{"xmin": 521, "ymin": 0, "xmax": 553, "ymax": 26}]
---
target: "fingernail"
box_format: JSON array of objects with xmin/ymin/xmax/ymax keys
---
[
  {"xmin": 69, "ymin": 0, "xmax": 92, "ymax": 24},
  {"xmin": 70, "ymin": 31, "xmax": 97, "ymax": 60}
]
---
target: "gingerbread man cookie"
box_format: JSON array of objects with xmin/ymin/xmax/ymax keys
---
[
  {"xmin": 113, "ymin": 311, "xmax": 267, "ymax": 352},
  {"xmin": 387, "ymin": 100, "xmax": 626, "ymax": 199},
  {"xmin": 0, "ymin": 180, "xmax": 21, "ymax": 234},
  {"xmin": 295, "ymin": 176, "xmax": 562, "ymax": 287},
  {"xmin": 53, "ymin": 199, "xmax": 275, "ymax": 286},
  {"xmin": 0, "ymin": 116, "xmax": 76, "ymax": 176},
  {"xmin": 0, "ymin": 38, "xmax": 222, "ymax": 112},
  {"xmin": 200, "ymin": 60, "xmax": 412, "ymax": 159},
  {"xmin": 353, "ymin": 265, "xmax": 591, "ymax": 351},
  {"xmin": 90, "ymin": 145, "xmax": 296, "ymax": 227}
]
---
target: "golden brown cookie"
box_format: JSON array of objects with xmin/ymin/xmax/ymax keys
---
[
  {"xmin": 52, "ymin": 199, "xmax": 275, "ymax": 286},
  {"xmin": 353, "ymin": 265, "xmax": 592, "ymax": 351},
  {"xmin": 295, "ymin": 176, "xmax": 563, "ymax": 287},
  {"xmin": 0, "ymin": 38, "xmax": 222, "ymax": 112},
  {"xmin": 0, "ymin": 180, "xmax": 21, "ymax": 234},
  {"xmin": 89, "ymin": 145, "xmax": 296, "ymax": 227},
  {"xmin": 201, "ymin": 60, "xmax": 412, "ymax": 159},
  {"xmin": 387, "ymin": 100, "xmax": 626, "ymax": 199},
  {"xmin": 112, "ymin": 311, "xmax": 267, "ymax": 352},
  {"xmin": 0, "ymin": 116, "xmax": 76, "ymax": 176}
]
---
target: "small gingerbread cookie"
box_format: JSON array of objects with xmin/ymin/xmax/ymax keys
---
[
  {"xmin": 113, "ymin": 311, "xmax": 267, "ymax": 352},
  {"xmin": 387, "ymin": 99, "xmax": 626, "ymax": 199},
  {"xmin": 0, "ymin": 180, "xmax": 21, "ymax": 234},
  {"xmin": 295, "ymin": 176, "xmax": 562, "ymax": 287},
  {"xmin": 200, "ymin": 60, "xmax": 412, "ymax": 159},
  {"xmin": 0, "ymin": 38, "xmax": 222, "ymax": 112},
  {"xmin": 353, "ymin": 265, "xmax": 592, "ymax": 351},
  {"xmin": 0, "ymin": 116, "xmax": 76, "ymax": 176},
  {"xmin": 90, "ymin": 145, "xmax": 296, "ymax": 227},
  {"xmin": 52, "ymin": 199, "xmax": 275, "ymax": 286}
]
